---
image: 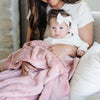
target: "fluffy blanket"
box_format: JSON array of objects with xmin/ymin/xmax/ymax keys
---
[{"xmin": 0, "ymin": 40, "xmax": 79, "ymax": 100}]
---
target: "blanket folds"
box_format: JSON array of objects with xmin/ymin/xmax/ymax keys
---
[{"xmin": 0, "ymin": 40, "xmax": 79, "ymax": 100}]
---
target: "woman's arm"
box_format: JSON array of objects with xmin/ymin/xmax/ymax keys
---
[
  {"xmin": 26, "ymin": 22, "xmax": 32, "ymax": 42},
  {"xmin": 48, "ymin": 44, "xmax": 77, "ymax": 59},
  {"xmin": 79, "ymin": 22, "xmax": 93, "ymax": 47}
]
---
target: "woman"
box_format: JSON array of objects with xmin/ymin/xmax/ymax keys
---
[
  {"xmin": 0, "ymin": 9, "xmax": 80, "ymax": 99},
  {"xmin": 27, "ymin": 0, "xmax": 94, "ymax": 59}
]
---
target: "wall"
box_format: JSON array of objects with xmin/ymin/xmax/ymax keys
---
[
  {"xmin": 0, "ymin": 0, "xmax": 20, "ymax": 60},
  {"xmin": 85, "ymin": 0, "xmax": 100, "ymax": 11}
]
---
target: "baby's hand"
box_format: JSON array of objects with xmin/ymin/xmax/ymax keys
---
[
  {"xmin": 77, "ymin": 50, "xmax": 85, "ymax": 57},
  {"xmin": 21, "ymin": 62, "xmax": 37, "ymax": 76}
]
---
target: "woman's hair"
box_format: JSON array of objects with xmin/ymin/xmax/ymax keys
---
[
  {"xmin": 28, "ymin": 0, "xmax": 48, "ymax": 40},
  {"xmin": 28, "ymin": 0, "xmax": 80, "ymax": 40},
  {"xmin": 63, "ymin": 0, "xmax": 80, "ymax": 3},
  {"xmin": 48, "ymin": 9, "xmax": 71, "ymax": 26}
]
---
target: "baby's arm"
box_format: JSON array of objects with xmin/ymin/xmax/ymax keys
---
[
  {"xmin": 77, "ymin": 41, "xmax": 89, "ymax": 53},
  {"xmin": 73, "ymin": 35, "xmax": 89, "ymax": 57},
  {"xmin": 77, "ymin": 40, "xmax": 89, "ymax": 57},
  {"xmin": 77, "ymin": 42, "xmax": 89, "ymax": 57}
]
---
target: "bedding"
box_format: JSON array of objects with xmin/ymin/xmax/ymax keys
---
[
  {"xmin": 70, "ymin": 42, "xmax": 100, "ymax": 100},
  {"xmin": 0, "ymin": 40, "xmax": 79, "ymax": 100},
  {"xmin": 70, "ymin": 11, "xmax": 100, "ymax": 100},
  {"xmin": 86, "ymin": 92, "xmax": 100, "ymax": 100}
]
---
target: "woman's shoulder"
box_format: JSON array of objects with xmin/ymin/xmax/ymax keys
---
[
  {"xmin": 62, "ymin": 1, "xmax": 93, "ymax": 28},
  {"xmin": 62, "ymin": 1, "xmax": 89, "ymax": 11},
  {"xmin": 47, "ymin": 1, "xmax": 89, "ymax": 14}
]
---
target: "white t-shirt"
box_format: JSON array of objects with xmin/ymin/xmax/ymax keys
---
[
  {"xmin": 45, "ymin": 1, "xmax": 94, "ymax": 37},
  {"xmin": 47, "ymin": 1, "xmax": 94, "ymax": 28},
  {"xmin": 27, "ymin": 1, "xmax": 94, "ymax": 37}
]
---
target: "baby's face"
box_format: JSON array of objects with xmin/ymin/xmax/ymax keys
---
[{"xmin": 49, "ymin": 18, "xmax": 70, "ymax": 39}]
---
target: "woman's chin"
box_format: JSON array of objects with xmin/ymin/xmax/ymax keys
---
[{"xmin": 41, "ymin": 0, "xmax": 47, "ymax": 3}]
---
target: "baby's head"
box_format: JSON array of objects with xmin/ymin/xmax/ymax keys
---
[{"xmin": 48, "ymin": 9, "xmax": 72, "ymax": 39}]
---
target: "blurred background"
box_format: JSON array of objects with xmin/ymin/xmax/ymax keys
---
[
  {"xmin": 0, "ymin": 0, "xmax": 100, "ymax": 61},
  {"xmin": 85, "ymin": 0, "xmax": 100, "ymax": 11}
]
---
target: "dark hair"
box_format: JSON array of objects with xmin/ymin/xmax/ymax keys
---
[
  {"xmin": 28, "ymin": 0, "xmax": 80, "ymax": 40},
  {"xmin": 48, "ymin": 9, "xmax": 71, "ymax": 26},
  {"xmin": 28, "ymin": 0, "xmax": 48, "ymax": 40},
  {"xmin": 62, "ymin": 0, "xmax": 80, "ymax": 3}
]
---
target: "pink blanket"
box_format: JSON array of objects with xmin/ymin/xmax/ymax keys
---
[{"xmin": 0, "ymin": 40, "xmax": 79, "ymax": 100}]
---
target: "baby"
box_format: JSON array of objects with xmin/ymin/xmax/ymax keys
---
[{"xmin": 44, "ymin": 9, "xmax": 89, "ymax": 57}]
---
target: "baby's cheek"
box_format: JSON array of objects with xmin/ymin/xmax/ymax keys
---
[{"xmin": 51, "ymin": 31, "xmax": 55, "ymax": 37}]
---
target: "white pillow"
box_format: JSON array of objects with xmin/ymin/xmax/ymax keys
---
[
  {"xmin": 70, "ymin": 42, "xmax": 100, "ymax": 100},
  {"xmin": 86, "ymin": 92, "xmax": 100, "ymax": 100}
]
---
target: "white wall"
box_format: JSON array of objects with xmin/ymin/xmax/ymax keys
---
[
  {"xmin": 85, "ymin": 0, "xmax": 100, "ymax": 11},
  {"xmin": 10, "ymin": 0, "xmax": 20, "ymax": 51},
  {"xmin": 0, "ymin": 0, "xmax": 19, "ymax": 60}
]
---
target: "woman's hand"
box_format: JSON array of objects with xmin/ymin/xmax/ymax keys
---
[{"xmin": 48, "ymin": 44, "xmax": 77, "ymax": 59}]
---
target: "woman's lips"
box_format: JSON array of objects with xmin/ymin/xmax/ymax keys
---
[{"xmin": 47, "ymin": 0, "xmax": 51, "ymax": 2}]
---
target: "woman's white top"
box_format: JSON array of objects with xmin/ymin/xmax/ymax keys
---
[
  {"xmin": 45, "ymin": 1, "xmax": 94, "ymax": 37},
  {"xmin": 43, "ymin": 33, "xmax": 89, "ymax": 52},
  {"xmin": 27, "ymin": 1, "xmax": 94, "ymax": 37},
  {"xmin": 47, "ymin": 1, "xmax": 94, "ymax": 28}
]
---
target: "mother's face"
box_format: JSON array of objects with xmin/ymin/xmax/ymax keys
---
[{"xmin": 41, "ymin": 0, "xmax": 61, "ymax": 6}]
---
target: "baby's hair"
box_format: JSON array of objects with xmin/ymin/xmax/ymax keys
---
[{"xmin": 48, "ymin": 9, "xmax": 71, "ymax": 26}]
